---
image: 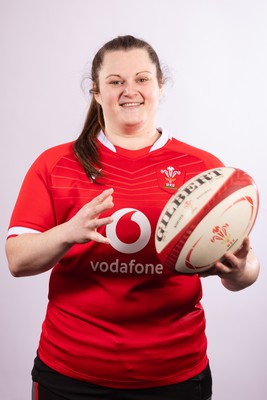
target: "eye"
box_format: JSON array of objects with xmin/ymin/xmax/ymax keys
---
[
  {"xmin": 109, "ymin": 80, "xmax": 124, "ymax": 85},
  {"xmin": 137, "ymin": 77, "xmax": 149, "ymax": 83}
]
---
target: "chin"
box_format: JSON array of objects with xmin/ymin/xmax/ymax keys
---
[{"xmin": 122, "ymin": 121, "xmax": 144, "ymax": 131}]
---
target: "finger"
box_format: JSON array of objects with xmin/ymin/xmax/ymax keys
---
[
  {"xmin": 78, "ymin": 217, "xmax": 113, "ymax": 244},
  {"xmin": 89, "ymin": 231, "xmax": 112, "ymax": 245},
  {"xmin": 214, "ymin": 262, "xmax": 232, "ymax": 276},
  {"xmin": 223, "ymin": 237, "xmax": 250, "ymax": 266},
  {"xmin": 198, "ymin": 266, "xmax": 217, "ymax": 277},
  {"xmin": 88, "ymin": 216, "xmax": 114, "ymax": 230},
  {"xmin": 235, "ymin": 236, "xmax": 250, "ymax": 257},
  {"xmin": 91, "ymin": 188, "xmax": 114, "ymax": 206},
  {"xmin": 85, "ymin": 190, "xmax": 114, "ymax": 219}
]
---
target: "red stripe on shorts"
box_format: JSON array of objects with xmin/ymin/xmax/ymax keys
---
[{"xmin": 32, "ymin": 382, "xmax": 39, "ymax": 400}]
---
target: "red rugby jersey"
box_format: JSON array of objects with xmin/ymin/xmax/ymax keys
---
[{"xmin": 8, "ymin": 130, "xmax": 224, "ymax": 388}]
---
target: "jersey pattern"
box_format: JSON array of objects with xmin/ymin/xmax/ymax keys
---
[{"xmin": 8, "ymin": 130, "xmax": 224, "ymax": 388}]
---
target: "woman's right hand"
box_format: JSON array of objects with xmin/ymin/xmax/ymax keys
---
[
  {"xmin": 6, "ymin": 188, "xmax": 114, "ymax": 277},
  {"xmin": 63, "ymin": 188, "xmax": 114, "ymax": 245}
]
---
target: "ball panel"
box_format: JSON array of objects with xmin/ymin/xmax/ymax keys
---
[
  {"xmin": 174, "ymin": 185, "xmax": 259, "ymax": 273},
  {"xmin": 155, "ymin": 167, "xmax": 236, "ymax": 254},
  {"xmin": 155, "ymin": 167, "xmax": 259, "ymax": 274}
]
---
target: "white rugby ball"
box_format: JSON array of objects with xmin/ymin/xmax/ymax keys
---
[{"xmin": 155, "ymin": 167, "xmax": 259, "ymax": 274}]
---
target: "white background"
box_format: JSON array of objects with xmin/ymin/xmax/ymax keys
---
[{"xmin": 1, "ymin": 1, "xmax": 266, "ymax": 399}]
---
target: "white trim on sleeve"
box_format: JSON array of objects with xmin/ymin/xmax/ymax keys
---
[{"xmin": 7, "ymin": 227, "xmax": 41, "ymax": 237}]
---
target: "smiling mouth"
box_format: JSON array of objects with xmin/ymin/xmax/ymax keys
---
[{"xmin": 120, "ymin": 102, "xmax": 144, "ymax": 108}]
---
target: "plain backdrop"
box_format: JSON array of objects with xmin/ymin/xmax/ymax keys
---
[{"xmin": 1, "ymin": 1, "xmax": 266, "ymax": 399}]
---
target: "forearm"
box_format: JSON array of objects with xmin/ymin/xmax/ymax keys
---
[
  {"xmin": 221, "ymin": 249, "xmax": 260, "ymax": 291},
  {"xmin": 6, "ymin": 223, "xmax": 73, "ymax": 277},
  {"xmin": 6, "ymin": 188, "xmax": 114, "ymax": 277}
]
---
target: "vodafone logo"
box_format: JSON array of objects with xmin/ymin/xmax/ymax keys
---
[{"xmin": 106, "ymin": 208, "xmax": 151, "ymax": 254}]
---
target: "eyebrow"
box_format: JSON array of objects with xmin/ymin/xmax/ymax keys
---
[{"xmin": 105, "ymin": 71, "xmax": 153, "ymax": 79}]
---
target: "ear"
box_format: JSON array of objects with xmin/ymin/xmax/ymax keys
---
[
  {"xmin": 94, "ymin": 91, "xmax": 102, "ymax": 106},
  {"xmin": 92, "ymin": 84, "xmax": 102, "ymax": 105},
  {"xmin": 158, "ymin": 84, "xmax": 163, "ymax": 97},
  {"xmin": 158, "ymin": 79, "xmax": 164, "ymax": 96}
]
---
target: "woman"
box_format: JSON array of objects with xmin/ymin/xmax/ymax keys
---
[{"xmin": 6, "ymin": 35, "xmax": 259, "ymax": 400}]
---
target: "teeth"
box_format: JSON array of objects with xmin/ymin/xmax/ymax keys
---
[{"xmin": 121, "ymin": 102, "xmax": 141, "ymax": 107}]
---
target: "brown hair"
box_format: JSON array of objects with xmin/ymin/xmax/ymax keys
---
[{"xmin": 73, "ymin": 35, "xmax": 164, "ymax": 181}]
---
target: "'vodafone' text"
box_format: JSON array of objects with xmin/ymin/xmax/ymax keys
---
[{"xmin": 90, "ymin": 259, "xmax": 164, "ymax": 274}]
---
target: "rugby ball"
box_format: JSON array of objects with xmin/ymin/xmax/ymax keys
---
[{"xmin": 155, "ymin": 167, "xmax": 259, "ymax": 274}]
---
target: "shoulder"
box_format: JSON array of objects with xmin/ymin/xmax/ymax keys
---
[
  {"xmin": 37, "ymin": 141, "xmax": 75, "ymax": 161},
  {"xmin": 165, "ymin": 136, "xmax": 224, "ymax": 167},
  {"xmin": 31, "ymin": 141, "xmax": 77, "ymax": 172}
]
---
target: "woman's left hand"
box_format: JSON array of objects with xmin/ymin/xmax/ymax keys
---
[{"xmin": 199, "ymin": 237, "xmax": 260, "ymax": 291}]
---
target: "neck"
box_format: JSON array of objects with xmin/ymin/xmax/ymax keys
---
[{"xmin": 103, "ymin": 127, "xmax": 161, "ymax": 150}]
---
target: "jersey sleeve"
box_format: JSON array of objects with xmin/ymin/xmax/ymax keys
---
[
  {"xmin": 7, "ymin": 154, "xmax": 56, "ymax": 237},
  {"xmin": 201, "ymin": 149, "xmax": 225, "ymax": 169},
  {"xmin": 166, "ymin": 136, "xmax": 225, "ymax": 170}
]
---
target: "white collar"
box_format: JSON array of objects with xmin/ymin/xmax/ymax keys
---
[{"xmin": 97, "ymin": 128, "xmax": 171, "ymax": 153}]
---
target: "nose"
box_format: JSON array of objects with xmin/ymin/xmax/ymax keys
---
[{"xmin": 123, "ymin": 82, "xmax": 137, "ymax": 96}]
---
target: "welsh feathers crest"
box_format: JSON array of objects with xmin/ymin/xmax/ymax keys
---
[
  {"xmin": 210, "ymin": 224, "xmax": 235, "ymax": 248},
  {"xmin": 160, "ymin": 166, "xmax": 181, "ymax": 188}
]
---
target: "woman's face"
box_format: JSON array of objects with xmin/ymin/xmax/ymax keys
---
[{"xmin": 94, "ymin": 48, "xmax": 162, "ymax": 134}]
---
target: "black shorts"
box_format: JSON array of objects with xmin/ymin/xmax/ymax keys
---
[{"xmin": 32, "ymin": 355, "xmax": 212, "ymax": 400}]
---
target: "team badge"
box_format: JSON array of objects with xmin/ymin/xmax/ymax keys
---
[{"xmin": 157, "ymin": 165, "xmax": 185, "ymax": 193}]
